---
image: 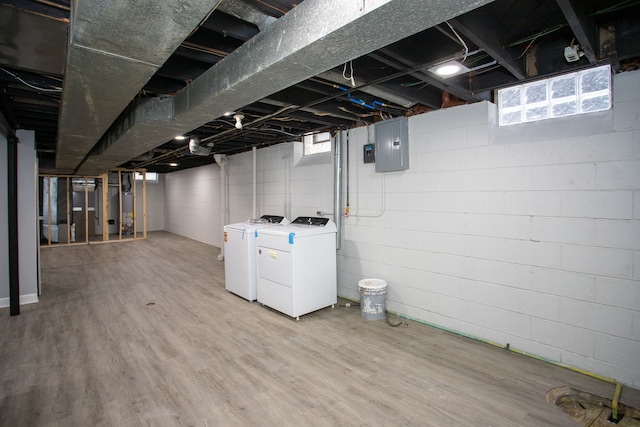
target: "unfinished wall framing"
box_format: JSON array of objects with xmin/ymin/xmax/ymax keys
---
[{"xmin": 39, "ymin": 169, "xmax": 147, "ymax": 246}]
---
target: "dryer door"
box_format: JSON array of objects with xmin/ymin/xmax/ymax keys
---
[{"xmin": 257, "ymin": 246, "xmax": 292, "ymax": 287}]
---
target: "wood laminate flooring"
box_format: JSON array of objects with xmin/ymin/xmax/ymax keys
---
[{"xmin": 1, "ymin": 231, "xmax": 636, "ymax": 426}]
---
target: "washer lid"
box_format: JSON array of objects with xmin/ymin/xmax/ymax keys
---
[
  {"xmin": 291, "ymin": 216, "xmax": 329, "ymax": 226},
  {"xmin": 225, "ymin": 215, "xmax": 289, "ymax": 231},
  {"xmin": 257, "ymin": 219, "xmax": 337, "ymax": 236}
]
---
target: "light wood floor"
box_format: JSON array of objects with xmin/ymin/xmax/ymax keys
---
[{"xmin": 0, "ymin": 231, "xmax": 634, "ymax": 426}]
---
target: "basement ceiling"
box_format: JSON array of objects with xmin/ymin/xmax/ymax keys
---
[{"xmin": 1, "ymin": 0, "xmax": 639, "ymax": 175}]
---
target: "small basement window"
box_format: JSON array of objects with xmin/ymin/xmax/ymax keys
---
[
  {"xmin": 303, "ymin": 132, "xmax": 331, "ymax": 155},
  {"xmin": 135, "ymin": 171, "xmax": 158, "ymax": 182},
  {"xmin": 498, "ymin": 64, "xmax": 611, "ymax": 126}
]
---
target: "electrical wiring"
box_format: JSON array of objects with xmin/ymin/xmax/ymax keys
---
[
  {"xmin": 507, "ymin": 24, "xmax": 567, "ymax": 48},
  {"xmin": 445, "ymin": 21, "xmax": 469, "ymax": 62},
  {"xmin": 1, "ymin": 68, "xmax": 62, "ymax": 93},
  {"xmin": 342, "ymin": 60, "xmax": 356, "ymax": 87},
  {"xmin": 594, "ymin": 0, "xmax": 640, "ymax": 15},
  {"xmin": 259, "ymin": 128, "xmax": 299, "ymax": 137},
  {"xmin": 337, "ymin": 106, "xmax": 378, "ymax": 117},
  {"xmin": 387, "ymin": 314, "xmax": 408, "ymax": 327},
  {"xmin": 516, "ymin": 36, "xmax": 539, "ymax": 60}
]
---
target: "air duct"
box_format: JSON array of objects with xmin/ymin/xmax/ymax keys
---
[
  {"xmin": 73, "ymin": 0, "xmax": 492, "ymax": 174},
  {"xmin": 55, "ymin": 0, "xmax": 222, "ymax": 173}
]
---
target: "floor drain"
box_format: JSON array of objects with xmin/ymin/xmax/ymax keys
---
[
  {"xmin": 146, "ymin": 302, "xmax": 155, "ymax": 306},
  {"xmin": 546, "ymin": 386, "xmax": 640, "ymax": 426}
]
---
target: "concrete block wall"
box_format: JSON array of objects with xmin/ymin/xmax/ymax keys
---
[
  {"xmin": 227, "ymin": 143, "xmax": 294, "ymax": 223},
  {"xmin": 164, "ymin": 164, "xmax": 221, "ymax": 247},
  {"xmin": 338, "ymin": 70, "xmax": 640, "ymax": 387},
  {"xmin": 164, "ymin": 69, "xmax": 639, "ymax": 388},
  {"xmin": 227, "ymin": 142, "xmax": 335, "ymax": 223}
]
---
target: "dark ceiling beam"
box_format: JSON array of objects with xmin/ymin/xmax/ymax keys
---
[
  {"xmin": 369, "ymin": 50, "xmax": 479, "ymax": 104},
  {"xmin": 201, "ymin": 10, "xmax": 260, "ymax": 40},
  {"xmin": 555, "ymin": 0, "xmax": 598, "ymax": 64},
  {"xmin": 449, "ymin": 12, "xmax": 526, "ymax": 80},
  {"xmin": 375, "ymin": 80, "xmax": 442, "ymax": 108},
  {"xmin": 174, "ymin": 0, "xmax": 493, "ymax": 125},
  {"xmin": 243, "ymin": 101, "xmax": 362, "ymax": 128},
  {"xmin": 143, "ymin": 75, "xmax": 188, "ymax": 96},
  {"xmin": 173, "ymin": 45, "xmax": 224, "ymax": 64},
  {"xmin": 185, "ymin": 28, "xmax": 245, "ymax": 54},
  {"xmin": 0, "ymin": 0, "xmax": 69, "ymax": 20},
  {"xmin": 79, "ymin": 0, "xmax": 494, "ymax": 174},
  {"xmin": 154, "ymin": 56, "xmax": 212, "ymax": 83},
  {"xmin": 525, "ymin": 36, "xmax": 591, "ymax": 77},
  {"xmin": 612, "ymin": 14, "xmax": 640, "ymax": 61}
]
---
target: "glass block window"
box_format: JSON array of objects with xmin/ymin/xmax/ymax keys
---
[
  {"xmin": 135, "ymin": 172, "xmax": 158, "ymax": 182},
  {"xmin": 498, "ymin": 65, "xmax": 611, "ymax": 126}
]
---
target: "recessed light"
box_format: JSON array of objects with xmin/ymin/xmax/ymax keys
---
[
  {"xmin": 174, "ymin": 135, "xmax": 187, "ymax": 141},
  {"xmin": 223, "ymin": 111, "xmax": 236, "ymax": 117},
  {"xmin": 428, "ymin": 60, "xmax": 470, "ymax": 78},
  {"xmin": 169, "ymin": 162, "xmax": 178, "ymax": 167}
]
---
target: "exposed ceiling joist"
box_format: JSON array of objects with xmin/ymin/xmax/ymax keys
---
[
  {"xmin": 556, "ymin": 0, "xmax": 598, "ymax": 64},
  {"xmin": 370, "ymin": 50, "xmax": 480, "ymax": 105},
  {"xmin": 449, "ymin": 11, "xmax": 526, "ymax": 80},
  {"xmin": 76, "ymin": 0, "xmax": 494, "ymax": 174}
]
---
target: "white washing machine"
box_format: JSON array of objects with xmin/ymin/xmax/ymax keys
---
[
  {"xmin": 256, "ymin": 216, "xmax": 337, "ymax": 320},
  {"xmin": 223, "ymin": 215, "xmax": 289, "ymax": 301}
]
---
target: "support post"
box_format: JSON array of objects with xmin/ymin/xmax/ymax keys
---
[{"xmin": 7, "ymin": 135, "xmax": 19, "ymax": 316}]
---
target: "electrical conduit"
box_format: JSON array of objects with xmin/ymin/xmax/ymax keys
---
[
  {"xmin": 334, "ymin": 130, "xmax": 342, "ymax": 250},
  {"xmin": 214, "ymin": 154, "xmax": 228, "ymax": 261},
  {"xmin": 252, "ymin": 146, "xmax": 257, "ymax": 219}
]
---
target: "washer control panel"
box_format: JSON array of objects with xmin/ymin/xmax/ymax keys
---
[
  {"xmin": 260, "ymin": 215, "xmax": 285, "ymax": 223},
  {"xmin": 291, "ymin": 216, "xmax": 329, "ymax": 226}
]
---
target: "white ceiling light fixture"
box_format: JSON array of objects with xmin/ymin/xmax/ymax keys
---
[
  {"xmin": 169, "ymin": 162, "xmax": 178, "ymax": 167},
  {"xmin": 234, "ymin": 113, "xmax": 244, "ymax": 130},
  {"xmin": 428, "ymin": 60, "xmax": 470, "ymax": 78},
  {"xmin": 174, "ymin": 135, "xmax": 188, "ymax": 141}
]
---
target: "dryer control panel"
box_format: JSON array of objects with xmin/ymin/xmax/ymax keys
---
[{"xmin": 291, "ymin": 217, "xmax": 330, "ymax": 226}]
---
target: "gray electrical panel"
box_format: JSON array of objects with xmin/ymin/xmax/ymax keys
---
[{"xmin": 375, "ymin": 116, "xmax": 409, "ymax": 172}]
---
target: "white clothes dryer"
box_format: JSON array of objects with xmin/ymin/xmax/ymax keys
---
[{"xmin": 256, "ymin": 217, "xmax": 337, "ymax": 320}]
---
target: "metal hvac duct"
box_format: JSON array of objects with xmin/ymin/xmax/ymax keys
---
[
  {"xmin": 55, "ymin": 0, "xmax": 222, "ymax": 173},
  {"xmin": 71, "ymin": 0, "xmax": 492, "ymax": 175}
]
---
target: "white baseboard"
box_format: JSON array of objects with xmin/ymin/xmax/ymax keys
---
[{"xmin": 0, "ymin": 293, "xmax": 39, "ymax": 308}]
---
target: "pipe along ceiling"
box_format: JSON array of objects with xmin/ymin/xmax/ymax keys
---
[{"xmin": 57, "ymin": 0, "xmax": 493, "ymax": 175}]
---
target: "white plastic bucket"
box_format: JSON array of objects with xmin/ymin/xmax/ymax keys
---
[{"xmin": 358, "ymin": 278, "xmax": 387, "ymax": 320}]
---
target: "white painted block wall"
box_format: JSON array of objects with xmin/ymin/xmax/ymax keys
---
[
  {"xmin": 164, "ymin": 164, "xmax": 221, "ymax": 247},
  {"xmin": 163, "ymin": 69, "xmax": 640, "ymax": 388},
  {"xmin": 226, "ymin": 142, "xmax": 334, "ymax": 223},
  {"xmin": 339, "ymin": 70, "xmax": 640, "ymax": 388}
]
